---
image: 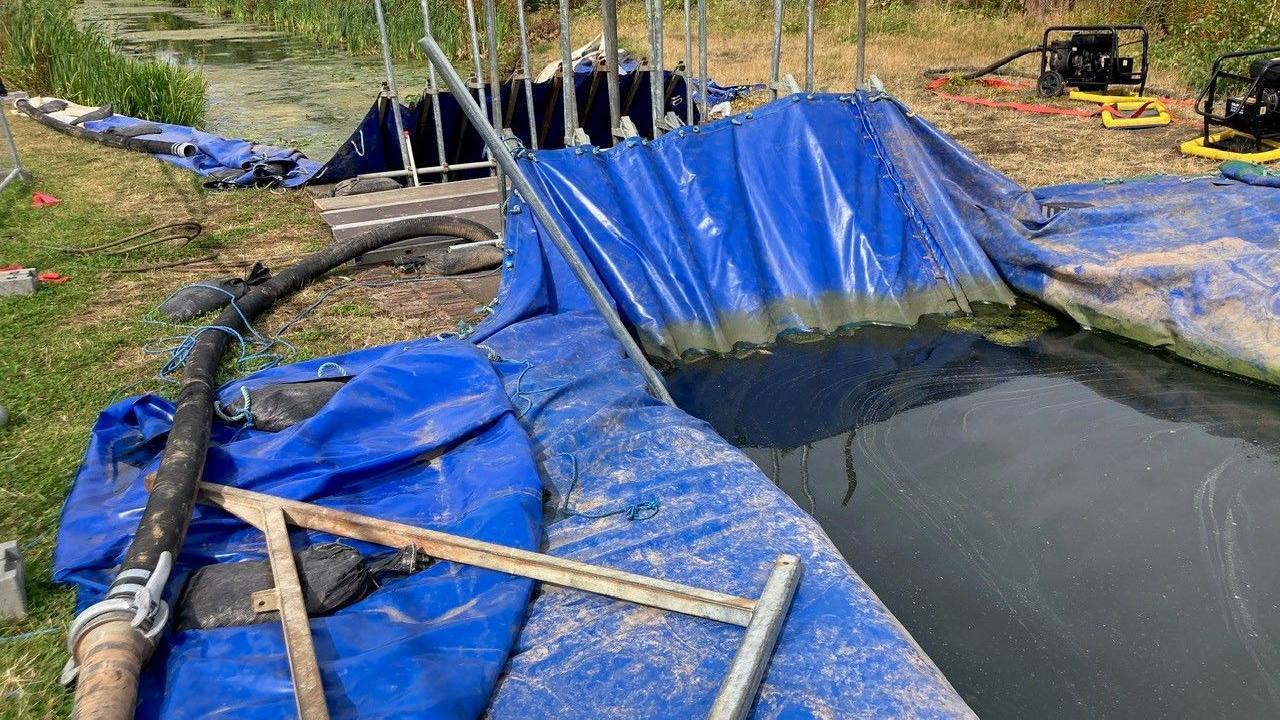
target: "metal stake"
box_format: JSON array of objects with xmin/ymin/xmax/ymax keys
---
[
  {"xmin": 482, "ymin": 0, "xmax": 507, "ymax": 198},
  {"xmin": 683, "ymin": 0, "xmax": 694, "ymax": 125},
  {"xmin": 805, "ymin": 0, "xmax": 815, "ymax": 92},
  {"xmin": 648, "ymin": 0, "xmax": 665, "ymax": 137},
  {"xmin": 0, "ymin": 105, "xmax": 26, "ymax": 192},
  {"xmin": 373, "ymin": 0, "xmax": 417, "ymax": 187},
  {"xmin": 418, "ymin": 0, "xmax": 450, "ymax": 181},
  {"xmin": 697, "ymin": 0, "xmax": 708, "ymax": 119},
  {"xmin": 770, "ymin": 0, "xmax": 783, "ymax": 100},
  {"xmin": 856, "ymin": 0, "xmax": 867, "ymax": 89},
  {"xmin": 602, "ymin": 0, "xmax": 624, "ymax": 143},
  {"xmin": 515, "ymin": 0, "xmax": 538, "ymax": 149},
  {"xmin": 558, "ymin": 0, "xmax": 579, "ymax": 145},
  {"xmin": 420, "ymin": 34, "xmax": 675, "ymax": 406}
]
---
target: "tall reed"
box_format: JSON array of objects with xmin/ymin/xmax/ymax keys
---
[{"xmin": 0, "ymin": 0, "xmax": 207, "ymax": 126}]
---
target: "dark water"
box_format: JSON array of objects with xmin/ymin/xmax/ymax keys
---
[{"xmin": 667, "ymin": 317, "xmax": 1280, "ymax": 719}]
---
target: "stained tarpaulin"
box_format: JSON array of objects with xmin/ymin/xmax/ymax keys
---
[{"xmin": 54, "ymin": 342, "xmax": 542, "ymax": 719}]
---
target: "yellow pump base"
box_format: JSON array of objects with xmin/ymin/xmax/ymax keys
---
[
  {"xmin": 1070, "ymin": 89, "xmax": 1160, "ymax": 104},
  {"xmin": 1100, "ymin": 100, "xmax": 1171, "ymax": 129},
  {"xmin": 1180, "ymin": 129, "xmax": 1280, "ymax": 163}
]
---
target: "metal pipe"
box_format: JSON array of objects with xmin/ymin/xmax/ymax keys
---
[
  {"xmin": 515, "ymin": 0, "xmax": 538, "ymax": 149},
  {"xmin": 683, "ymin": 0, "xmax": 694, "ymax": 125},
  {"xmin": 357, "ymin": 159, "xmax": 496, "ymax": 180},
  {"xmin": 464, "ymin": 0, "xmax": 489, "ymax": 119},
  {"xmin": 856, "ymin": 0, "xmax": 867, "ymax": 88},
  {"xmin": 418, "ymin": 0, "xmax": 450, "ymax": 181},
  {"xmin": 770, "ymin": 0, "xmax": 783, "ymax": 100},
  {"xmin": 805, "ymin": 0, "xmax": 815, "ymax": 91},
  {"xmin": 420, "ymin": 34, "xmax": 676, "ymax": 407},
  {"xmin": 558, "ymin": 0, "xmax": 579, "ymax": 145},
  {"xmin": 649, "ymin": 0, "xmax": 665, "ymax": 137},
  {"xmin": 601, "ymin": 0, "xmax": 623, "ymax": 142},
  {"xmin": 482, "ymin": 0, "xmax": 507, "ymax": 198},
  {"xmin": 697, "ymin": 0, "xmax": 708, "ymax": 119},
  {"xmin": 0, "ymin": 105, "xmax": 23, "ymax": 190},
  {"xmin": 373, "ymin": 0, "xmax": 417, "ymax": 187}
]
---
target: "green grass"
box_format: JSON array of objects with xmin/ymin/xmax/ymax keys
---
[{"xmin": 0, "ymin": 0, "xmax": 207, "ymax": 126}]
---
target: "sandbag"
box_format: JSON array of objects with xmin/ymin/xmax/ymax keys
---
[
  {"xmin": 332, "ymin": 176, "xmax": 401, "ymax": 197},
  {"xmin": 175, "ymin": 543, "xmax": 373, "ymax": 632},
  {"xmin": 158, "ymin": 262, "xmax": 271, "ymax": 321},
  {"xmin": 219, "ymin": 377, "xmax": 349, "ymax": 432}
]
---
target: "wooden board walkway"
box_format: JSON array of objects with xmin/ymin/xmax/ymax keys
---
[{"xmin": 313, "ymin": 176, "xmax": 504, "ymax": 243}]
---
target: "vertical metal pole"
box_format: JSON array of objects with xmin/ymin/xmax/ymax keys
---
[
  {"xmin": 374, "ymin": 0, "xmax": 417, "ymax": 186},
  {"xmin": 419, "ymin": 0, "xmax": 450, "ymax": 181},
  {"xmin": 769, "ymin": 0, "xmax": 783, "ymax": 100},
  {"xmin": 0, "ymin": 107, "xmax": 24, "ymax": 192},
  {"xmin": 855, "ymin": 0, "xmax": 867, "ymax": 89},
  {"xmin": 697, "ymin": 0, "xmax": 708, "ymax": 119},
  {"xmin": 482, "ymin": 0, "xmax": 507, "ymax": 198},
  {"xmin": 420, "ymin": 35, "xmax": 675, "ymax": 407},
  {"xmin": 683, "ymin": 0, "xmax": 694, "ymax": 125},
  {"xmin": 601, "ymin": 0, "xmax": 623, "ymax": 142},
  {"xmin": 558, "ymin": 0, "xmax": 579, "ymax": 145},
  {"xmin": 515, "ymin": 0, "xmax": 538, "ymax": 149},
  {"xmin": 465, "ymin": 0, "xmax": 489, "ymax": 119},
  {"xmin": 648, "ymin": 0, "xmax": 665, "ymax": 137},
  {"xmin": 804, "ymin": 0, "xmax": 815, "ymax": 92}
]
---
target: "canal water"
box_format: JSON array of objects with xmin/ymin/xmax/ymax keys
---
[
  {"xmin": 78, "ymin": 0, "xmax": 430, "ymax": 159},
  {"xmin": 668, "ymin": 309, "xmax": 1280, "ymax": 719}
]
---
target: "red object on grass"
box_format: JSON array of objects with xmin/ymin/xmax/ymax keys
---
[
  {"xmin": 31, "ymin": 192, "xmax": 61, "ymax": 208},
  {"xmin": 37, "ymin": 272, "xmax": 70, "ymax": 284}
]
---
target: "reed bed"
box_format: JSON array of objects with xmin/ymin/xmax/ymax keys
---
[{"xmin": 0, "ymin": 0, "xmax": 207, "ymax": 126}]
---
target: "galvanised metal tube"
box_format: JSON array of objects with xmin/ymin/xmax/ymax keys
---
[
  {"xmin": 683, "ymin": 0, "xmax": 694, "ymax": 125},
  {"xmin": 515, "ymin": 0, "xmax": 538, "ymax": 149},
  {"xmin": 697, "ymin": 0, "xmax": 708, "ymax": 118},
  {"xmin": 418, "ymin": 0, "xmax": 451, "ymax": 181},
  {"xmin": 558, "ymin": 0, "xmax": 578, "ymax": 144},
  {"xmin": 0, "ymin": 103, "xmax": 23, "ymax": 190},
  {"xmin": 419, "ymin": 34, "xmax": 676, "ymax": 407},
  {"xmin": 357, "ymin": 159, "xmax": 496, "ymax": 180},
  {"xmin": 805, "ymin": 0, "xmax": 815, "ymax": 91},
  {"xmin": 482, "ymin": 0, "xmax": 507, "ymax": 197},
  {"xmin": 856, "ymin": 0, "xmax": 867, "ymax": 88},
  {"xmin": 373, "ymin": 0, "xmax": 417, "ymax": 186},
  {"xmin": 465, "ymin": 0, "xmax": 489, "ymax": 119},
  {"xmin": 770, "ymin": 0, "xmax": 783, "ymax": 99},
  {"xmin": 601, "ymin": 0, "xmax": 623, "ymax": 143},
  {"xmin": 648, "ymin": 0, "xmax": 665, "ymax": 136}
]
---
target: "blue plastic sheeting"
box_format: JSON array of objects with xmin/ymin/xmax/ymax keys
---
[
  {"xmin": 54, "ymin": 343, "xmax": 542, "ymax": 719},
  {"xmin": 312, "ymin": 70, "xmax": 741, "ymax": 185},
  {"xmin": 501, "ymin": 94, "xmax": 1015, "ymax": 362},
  {"xmin": 82, "ymin": 114, "xmax": 320, "ymax": 188}
]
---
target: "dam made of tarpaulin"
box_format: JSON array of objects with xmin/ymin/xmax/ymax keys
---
[{"xmin": 4, "ymin": 0, "xmax": 1280, "ymax": 718}]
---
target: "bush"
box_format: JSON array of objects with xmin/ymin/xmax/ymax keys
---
[{"xmin": 0, "ymin": 0, "xmax": 207, "ymax": 126}]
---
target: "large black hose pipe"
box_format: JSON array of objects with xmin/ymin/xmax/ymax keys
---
[
  {"xmin": 923, "ymin": 45, "xmax": 1044, "ymax": 81},
  {"xmin": 68, "ymin": 215, "xmax": 499, "ymax": 720},
  {"xmin": 16, "ymin": 98, "xmax": 197, "ymax": 158}
]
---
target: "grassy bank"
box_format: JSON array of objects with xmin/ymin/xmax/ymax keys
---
[{"xmin": 0, "ymin": 0, "xmax": 207, "ymax": 125}]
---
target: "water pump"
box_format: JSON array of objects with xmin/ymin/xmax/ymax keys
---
[
  {"xmin": 1193, "ymin": 47, "xmax": 1280, "ymax": 154},
  {"xmin": 1036, "ymin": 26, "xmax": 1149, "ymax": 98}
]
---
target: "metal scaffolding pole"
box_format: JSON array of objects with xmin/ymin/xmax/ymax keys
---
[
  {"xmin": 515, "ymin": 0, "xmax": 538, "ymax": 149},
  {"xmin": 856, "ymin": 0, "xmax": 867, "ymax": 88},
  {"xmin": 769, "ymin": 0, "xmax": 783, "ymax": 100},
  {"xmin": 602, "ymin": 0, "xmax": 624, "ymax": 142},
  {"xmin": 805, "ymin": 0, "xmax": 815, "ymax": 91},
  {"xmin": 481, "ymin": 0, "xmax": 507, "ymax": 197},
  {"xmin": 419, "ymin": 34, "xmax": 675, "ymax": 407},
  {"xmin": 683, "ymin": 0, "xmax": 694, "ymax": 125},
  {"xmin": 373, "ymin": 0, "xmax": 417, "ymax": 186},
  {"xmin": 697, "ymin": 0, "xmax": 708, "ymax": 118},
  {"xmin": 558, "ymin": 0, "xmax": 580, "ymax": 144},
  {"xmin": 418, "ymin": 0, "xmax": 450, "ymax": 181},
  {"xmin": 647, "ymin": 0, "xmax": 665, "ymax": 136},
  {"xmin": 0, "ymin": 105, "xmax": 25, "ymax": 192}
]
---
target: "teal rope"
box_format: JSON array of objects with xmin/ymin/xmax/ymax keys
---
[{"xmin": 559, "ymin": 453, "xmax": 660, "ymax": 522}]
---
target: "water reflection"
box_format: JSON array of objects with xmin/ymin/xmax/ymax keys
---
[
  {"xmin": 79, "ymin": 0, "xmax": 427, "ymax": 158},
  {"xmin": 669, "ymin": 314, "xmax": 1280, "ymax": 719}
]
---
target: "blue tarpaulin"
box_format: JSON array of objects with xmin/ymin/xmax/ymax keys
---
[{"xmin": 54, "ymin": 89, "xmax": 1280, "ymax": 719}]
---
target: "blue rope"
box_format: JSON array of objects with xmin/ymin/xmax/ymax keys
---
[
  {"xmin": 0, "ymin": 627, "xmax": 58, "ymax": 644},
  {"xmin": 316, "ymin": 362, "xmax": 346, "ymax": 378},
  {"xmin": 511, "ymin": 361, "xmax": 566, "ymax": 418},
  {"xmin": 558, "ymin": 453, "xmax": 660, "ymax": 522},
  {"xmin": 213, "ymin": 386, "xmax": 254, "ymax": 427}
]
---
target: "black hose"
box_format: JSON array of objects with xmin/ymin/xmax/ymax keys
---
[
  {"xmin": 16, "ymin": 99, "xmax": 197, "ymax": 158},
  {"xmin": 923, "ymin": 45, "xmax": 1044, "ymax": 81},
  {"xmin": 112, "ymin": 215, "xmax": 498, "ymax": 584}
]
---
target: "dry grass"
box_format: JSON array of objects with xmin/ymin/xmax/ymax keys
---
[{"xmin": 591, "ymin": 2, "xmax": 1223, "ymax": 186}]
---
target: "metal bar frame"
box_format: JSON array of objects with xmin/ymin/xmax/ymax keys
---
[
  {"xmin": 770, "ymin": 0, "xmax": 783, "ymax": 99},
  {"xmin": 855, "ymin": 0, "xmax": 867, "ymax": 89},
  {"xmin": 514, "ymin": 0, "xmax": 538, "ymax": 149},
  {"xmin": 373, "ymin": 0, "xmax": 418, "ymax": 187},
  {"xmin": 420, "ymin": 33, "xmax": 674, "ymax": 405},
  {"xmin": 683, "ymin": 0, "xmax": 695, "ymax": 124},
  {"xmin": 0, "ymin": 105, "xmax": 24, "ymax": 192},
  {"xmin": 804, "ymin": 0, "xmax": 815, "ymax": 91},
  {"xmin": 647, "ymin": 0, "xmax": 665, "ymax": 136},
  {"xmin": 418, "ymin": 0, "xmax": 451, "ymax": 181},
  {"xmin": 357, "ymin": 159, "xmax": 497, "ymax": 181},
  {"xmin": 482, "ymin": 0, "xmax": 507, "ymax": 198},
  {"xmin": 558, "ymin": 0, "xmax": 579, "ymax": 145},
  {"xmin": 199, "ymin": 481, "xmax": 801, "ymax": 720},
  {"xmin": 602, "ymin": 0, "xmax": 624, "ymax": 142}
]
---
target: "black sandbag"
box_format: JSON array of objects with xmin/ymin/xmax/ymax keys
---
[
  {"xmin": 221, "ymin": 377, "xmax": 349, "ymax": 432},
  {"xmin": 332, "ymin": 176, "xmax": 401, "ymax": 197},
  {"xmin": 71, "ymin": 104, "xmax": 113, "ymax": 125},
  {"xmin": 158, "ymin": 262, "xmax": 272, "ymax": 322},
  {"xmin": 106, "ymin": 124, "xmax": 164, "ymax": 139},
  {"xmin": 36, "ymin": 99, "xmax": 67, "ymax": 114},
  {"xmin": 175, "ymin": 543, "xmax": 373, "ymax": 632}
]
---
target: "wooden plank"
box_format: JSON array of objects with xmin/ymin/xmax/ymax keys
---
[
  {"xmin": 330, "ymin": 206, "xmax": 504, "ymax": 242},
  {"xmin": 199, "ymin": 482, "xmax": 758, "ymax": 627},
  {"xmin": 313, "ymin": 177, "xmax": 498, "ymax": 212},
  {"xmin": 259, "ymin": 506, "xmax": 330, "ymax": 720},
  {"xmin": 708, "ymin": 556, "xmax": 803, "ymax": 720},
  {"xmin": 320, "ymin": 186, "xmax": 500, "ymax": 220},
  {"xmin": 320, "ymin": 190, "xmax": 502, "ymax": 227}
]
